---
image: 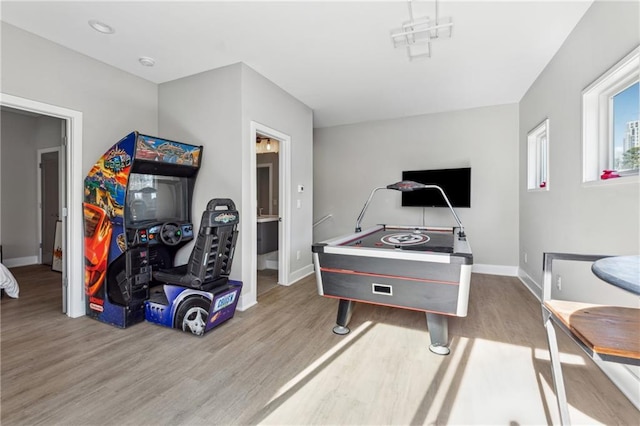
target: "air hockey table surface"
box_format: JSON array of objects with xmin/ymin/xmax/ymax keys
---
[{"xmin": 340, "ymin": 225, "xmax": 457, "ymax": 253}]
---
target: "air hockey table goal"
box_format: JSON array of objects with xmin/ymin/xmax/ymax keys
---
[{"xmin": 312, "ymin": 181, "xmax": 473, "ymax": 355}]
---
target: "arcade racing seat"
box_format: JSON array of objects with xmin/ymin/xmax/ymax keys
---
[{"xmin": 152, "ymin": 198, "xmax": 239, "ymax": 291}]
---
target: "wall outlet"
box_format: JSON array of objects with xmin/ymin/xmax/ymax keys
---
[
  {"xmin": 556, "ymin": 275, "xmax": 562, "ymax": 291},
  {"xmin": 524, "ymin": 252, "xmax": 528, "ymax": 264},
  {"xmin": 296, "ymin": 250, "xmax": 301, "ymax": 260}
]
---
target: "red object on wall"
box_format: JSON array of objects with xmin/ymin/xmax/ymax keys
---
[
  {"xmin": 601, "ymin": 170, "xmax": 621, "ymax": 180},
  {"xmin": 539, "ymin": 181, "xmax": 547, "ymax": 188}
]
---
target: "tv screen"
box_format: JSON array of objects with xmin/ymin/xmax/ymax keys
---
[
  {"xmin": 402, "ymin": 167, "xmax": 471, "ymax": 208},
  {"xmin": 125, "ymin": 173, "xmax": 190, "ymax": 224}
]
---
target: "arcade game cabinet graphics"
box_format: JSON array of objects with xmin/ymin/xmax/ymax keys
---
[
  {"xmin": 83, "ymin": 131, "xmax": 241, "ymax": 335},
  {"xmin": 312, "ymin": 181, "xmax": 473, "ymax": 355}
]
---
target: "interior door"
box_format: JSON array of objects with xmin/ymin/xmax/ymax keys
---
[{"xmin": 41, "ymin": 151, "xmax": 59, "ymax": 265}]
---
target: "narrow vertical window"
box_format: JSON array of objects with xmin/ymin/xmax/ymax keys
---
[
  {"xmin": 528, "ymin": 119, "xmax": 550, "ymax": 191},
  {"xmin": 611, "ymin": 82, "xmax": 639, "ymax": 173}
]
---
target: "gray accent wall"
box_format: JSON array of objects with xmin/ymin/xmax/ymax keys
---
[
  {"xmin": 519, "ymin": 1, "xmax": 639, "ymax": 304},
  {"xmin": 313, "ymin": 104, "xmax": 520, "ymax": 268}
]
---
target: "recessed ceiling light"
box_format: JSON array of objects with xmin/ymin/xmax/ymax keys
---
[
  {"xmin": 88, "ymin": 20, "xmax": 115, "ymax": 35},
  {"xmin": 139, "ymin": 57, "xmax": 156, "ymax": 67}
]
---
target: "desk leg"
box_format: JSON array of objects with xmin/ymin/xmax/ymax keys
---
[
  {"xmin": 426, "ymin": 313, "xmax": 450, "ymax": 355},
  {"xmin": 543, "ymin": 311, "xmax": 571, "ymax": 425},
  {"xmin": 333, "ymin": 299, "xmax": 355, "ymax": 335}
]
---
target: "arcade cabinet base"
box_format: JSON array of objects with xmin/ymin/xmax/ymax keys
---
[{"xmin": 144, "ymin": 280, "xmax": 242, "ymax": 336}]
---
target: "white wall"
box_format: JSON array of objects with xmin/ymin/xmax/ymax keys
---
[
  {"xmin": 1, "ymin": 22, "xmax": 158, "ymax": 315},
  {"xmin": 1, "ymin": 111, "xmax": 63, "ymax": 262},
  {"xmin": 1, "ymin": 23, "xmax": 159, "ymax": 175},
  {"xmin": 1, "ymin": 111, "xmax": 39, "ymax": 259},
  {"xmin": 34, "ymin": 114, "xmax": 63, "ymax": 150},
  {"xmin": 518, "ymin": 0, "xmax": 640, "ymax": 407},
  {"xmin": 158, "ymin": 63, "xmax": 243, "ymax": 266},
  {"xmin": 158, "ymin": 63, "xmax": 313, "ymax": 310},
  {"xmin": 314, "ymin": 104, "xmax": 519, "ymax": 270},
  {"xmin": 241, "ymin": 63, "xmax": 314, "ymax": 284},
  {"xmin": 519, "ymin": 0, "xmax": 639, "ymax": 300}
]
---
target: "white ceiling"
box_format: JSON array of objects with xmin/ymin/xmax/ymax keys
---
[{"xmin": 1, "ymin": 1, "xmax": 593, "ymax": 128}]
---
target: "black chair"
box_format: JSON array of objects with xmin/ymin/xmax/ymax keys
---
[{"xmin": 153, "ymin": 199, "xmax": 239, "ymax": 291}]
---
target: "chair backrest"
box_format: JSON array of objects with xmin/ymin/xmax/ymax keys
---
[{"xmin": 187, "ymin": 199, "xmax": 239, "ymax": 284}]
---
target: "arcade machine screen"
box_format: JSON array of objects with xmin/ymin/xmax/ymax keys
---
[{"xmin": 126, "ymin": 173, "xmax": 189, "ymax": 224}]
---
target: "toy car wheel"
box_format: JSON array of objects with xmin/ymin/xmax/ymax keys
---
[{"xmin": 175, "ymin": 297, "xmax": 210, "ymax": 336}]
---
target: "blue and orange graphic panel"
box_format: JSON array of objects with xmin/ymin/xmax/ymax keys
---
[{"xmin": 136, "ymin": 134, "xmax": 201, "ymax": 166}]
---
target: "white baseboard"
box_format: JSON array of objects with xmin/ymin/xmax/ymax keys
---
[
  {"xmin": 594, "ymin": 360, "xmax": 640, "ymax": 410},
  {"xmin": 237, "ymin": 296, "xmax": 257, "ymax": 312},
  {"xmin": 265, "ymin": 260, "xmax": 278, "ymax": 270},
  {"xmin": 472, "ymin": 263, "xmax": 518, "ymax": 276},
  {"xmin": 287, "ymin": 263, "xmax": 314, "ymax": 286},
  {"xmin": 3, "ymin": 256, "xmax": 38, "ymax": 268},
  {"xmin": 517, "ymin": 268, "xmax": 542, "ymax": 300},
  {"xmin": 515, "ymin": 267, "xmax": 640, "ymax": 410}
]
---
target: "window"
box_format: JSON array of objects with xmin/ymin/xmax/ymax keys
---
[
  {"xmin": 612, "ymin": 83, "xmax": 639, "ymax": 172},
  {"xmin": 583, "ymin": 47, "xmax": 639, "ymax": 183},
  {"xmin": 528, "ymin": 119, "xmax": 549, "ymax": 191}
]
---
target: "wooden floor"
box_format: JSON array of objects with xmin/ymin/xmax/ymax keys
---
[
  {"xmin": 1, "ymin": 265, "xmax": 638, "ymax": 425},
  {"xmin": 257, "ymin": 268, "xmax": 279, "ymax": 297}
]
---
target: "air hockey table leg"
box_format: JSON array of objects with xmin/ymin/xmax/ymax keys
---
[
  {"xmin": 333, "ymin": 299, "xmax": 355, "ymax": 335},
  {"xmin": 426, "ymin": 313, "xmax": 450, "ymax": 355}
]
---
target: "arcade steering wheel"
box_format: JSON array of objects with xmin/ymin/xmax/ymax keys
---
[{"xmin": 160, "ymin": 222, "xmax": 183, "ymax": 246}]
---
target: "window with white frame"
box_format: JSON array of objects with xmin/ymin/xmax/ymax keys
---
[
  {"xmin": 583, "ymin": 47, "xmax": 639, "ymax": 182},
  {"xmin": 528, "ymin": 119, "xmax": 549, "ymax": 191}
]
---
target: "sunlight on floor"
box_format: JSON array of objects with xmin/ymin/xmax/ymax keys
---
[
  {"xmin": 259, "ymin": 325, "xmax": 612, "ymax": 425},
  {"xmin": 533, "ymin": 347, "xmax": 586, "ymax": 365},
  {"xmin": 260, "ymin": 322, "xmax": 450, "ymax": 425},
  {"xmin": 267, "ymin": 320, "xmax": 375, "ymax": 404}
]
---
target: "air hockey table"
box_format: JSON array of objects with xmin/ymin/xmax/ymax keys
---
[{"xmin": 312, "ymin": 181, "xmax": 472, "ymax": 355}]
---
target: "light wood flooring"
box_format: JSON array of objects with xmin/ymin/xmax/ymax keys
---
[
  {"xmin": 257, "ymin": 269, "xmax": 279, "ymax": 297},
  {"xmin": 1, "ymin": 265, "xmax": 638, "ymax": 425}
]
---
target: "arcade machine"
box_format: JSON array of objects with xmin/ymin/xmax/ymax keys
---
[{"xmin": 83, "ymin": 132, "xmax": 241, "ymax": 334}]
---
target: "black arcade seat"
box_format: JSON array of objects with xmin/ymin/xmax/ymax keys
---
[{"xmin": 153, "ymin": 199, "xmax": 239, "ymax": 292}]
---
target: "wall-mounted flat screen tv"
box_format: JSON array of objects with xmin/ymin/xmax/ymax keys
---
[{"xmin": 402, "ymin": 167, "xmax": 471, "ymax": 208}]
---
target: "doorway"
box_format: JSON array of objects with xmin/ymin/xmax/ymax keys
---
[
  {"xmin": 246, "ymin": 121, "xmax": 291, "ymax": 309},
  {"xmin": 0, "ymin": 93, "xmax": 84, "ymax": 318},
  {"xmin": 38, "ymin": 148, "xmax": 61, "ymax": 265},
  {"xmin": 256, "ymin": 134, "xmax": 280, "ymax": 297}
]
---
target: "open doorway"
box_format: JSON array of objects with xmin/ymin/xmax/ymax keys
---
[
  {"xmin": 256, "ymin": 134, "xmax": 280, "ymax": 297},
  {"xmin": 0, "ymin": 93, "xmax": 84, "ymax": 318},
  {"xmin": 247, "ymin": 121, "xmax": 291, "ymax": 309}
]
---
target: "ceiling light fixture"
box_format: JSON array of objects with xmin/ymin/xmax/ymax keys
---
[
  {"xmin": 390, "ymin": 0, "xmax": 452, "ymax": 60},
  {"xmin": 139, "ymin": 57, "xmax": 156, "ymax": 67},
  {"xmin": 88, "ymin": 20, "xmax": 115, "ymax": 35},
  {"xmin": 256, "ymin": 137, "xmax": 279, "ymax": 154}
]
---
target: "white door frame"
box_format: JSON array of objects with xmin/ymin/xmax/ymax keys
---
[
  {"xmin": 247, "ymin": 121, "xmax": 291, "ymax": 308},
  {"xmin": 1, "ymin": 93, "xmax": 84, "ymax": 318},
  {"xmin": 37, "ymin": 146, "xmax": 62, "ymax": 264}
]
